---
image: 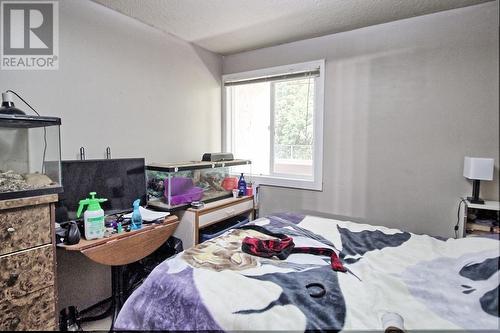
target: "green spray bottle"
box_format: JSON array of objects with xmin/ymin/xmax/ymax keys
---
[{"xmin": 77, "ymin": 192, "xmax": 107, "ymax": 240}]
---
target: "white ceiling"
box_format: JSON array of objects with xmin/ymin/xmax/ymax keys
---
[{"xmin": 93, "ymin": 0, "xmax": 492, "ymax": 55}]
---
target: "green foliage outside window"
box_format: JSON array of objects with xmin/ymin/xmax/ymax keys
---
[{"xmin": 274, "ymin": 78, "xmax": 314, "ymax": 160}]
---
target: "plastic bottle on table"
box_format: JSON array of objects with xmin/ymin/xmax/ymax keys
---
[{"xmin": 238, "ymin": 173, "xmax": 247, "ymax": 197}]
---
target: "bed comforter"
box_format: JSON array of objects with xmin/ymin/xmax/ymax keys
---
[{"xmin": 115, "ymin": 213, "xmax": 499, "ymax": 331}]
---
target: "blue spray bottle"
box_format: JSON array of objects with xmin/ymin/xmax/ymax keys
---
[
  {"xmin": 238, "ymin": 173, "xmax": 247, "ymax": 197},
  {"xmin": 131, "ymin": 199, "xmax": 142, "ymax": 230}
]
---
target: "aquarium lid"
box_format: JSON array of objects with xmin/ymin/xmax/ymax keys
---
[
  {"xmin": 147, "ymin": 159, "xmax": 252, "ymax": 172},
  {"xmin": 0, "ymin": 113, "xmax": 61, "ymax": 128},
  {"xmin": 0, "ymin": 185, "xmax": 63, "ymax": 201}
]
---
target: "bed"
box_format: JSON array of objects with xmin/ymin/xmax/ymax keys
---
[{"xmin": 115, "ymin": 213, "xmax": 499, "ymax": 331}]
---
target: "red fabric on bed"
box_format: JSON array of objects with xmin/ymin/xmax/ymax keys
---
[{"xmin": 240, "ymin": 225, "xmax": 346, "ymax": 272}]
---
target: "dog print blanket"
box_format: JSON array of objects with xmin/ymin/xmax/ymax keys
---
[{"xmin": 115, "ymin": 213, "xmax": 499, "ymax": 331}]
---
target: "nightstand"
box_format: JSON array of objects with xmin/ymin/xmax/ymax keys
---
[
  {"xmin": 458, "ymin": 198, "xmax": 500, "ymax": 238},
  {"xmin": 173, "ymin": 196, "xmax": 254, "ymax": 248}
]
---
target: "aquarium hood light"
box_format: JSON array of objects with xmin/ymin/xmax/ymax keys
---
[{"xmin": 1, "ymin": 91, "xmax": 26, "ymax": 115}]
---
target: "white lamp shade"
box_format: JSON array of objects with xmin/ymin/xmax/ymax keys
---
[{"xmin": 463, "ymin": 157, "xmax": 494, "ymax": 180}]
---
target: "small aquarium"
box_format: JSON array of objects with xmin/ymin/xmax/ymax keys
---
[
  {"xmin": 146, "ymin": 159, "xmax": 251, "ymax": 211},
  {"xmin": 0, "ymin": 113, "xmax": 62, "ymax": 200}
]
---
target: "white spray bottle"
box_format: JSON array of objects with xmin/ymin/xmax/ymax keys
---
[{"xmin": 77, "ymin": 192, "xmax": 107, "ymax": 240}]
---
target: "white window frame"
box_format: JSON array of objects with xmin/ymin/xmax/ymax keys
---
[{"xmin": 222, "ymin": 59, "xmax": 325, "ymax": 191}]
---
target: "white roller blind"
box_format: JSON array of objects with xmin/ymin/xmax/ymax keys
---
[{"xmin": 224, "ymin": 69, "xmax": 320, "ymax": 87}]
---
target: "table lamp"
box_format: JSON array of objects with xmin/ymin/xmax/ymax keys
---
[
  {"xmin": 0, "ymin": 91, "xmax": 26, "ymax": 115},
  {"xmin": 463, "ymin": 156, "xmax": 494, "ymax": 204}
]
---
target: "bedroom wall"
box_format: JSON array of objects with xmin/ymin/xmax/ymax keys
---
[
  {"xmin": 223, "ymin": 2, "xmax": 499, "ymax": 237},
  {"xmin": 0, "ymin": 0, "xmax": 222, "ymax": 311}
]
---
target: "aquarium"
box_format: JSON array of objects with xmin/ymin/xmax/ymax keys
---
[
  {"xmin": 146, "ymin": 159, "xmax": 252, "ymax": 211},
  {"xmin": 0, "ymin": 114, "xmax": 62, "ymax": 200}
]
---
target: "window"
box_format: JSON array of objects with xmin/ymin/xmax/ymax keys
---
[{"xmin": 223, "ymin": 60, "xmax": 324, "ymax": 190}]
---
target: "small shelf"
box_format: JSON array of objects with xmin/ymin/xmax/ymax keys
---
[
  {"xmin": 170, "ymin": 195, "xmax": 254, "ymax": 249},
  {"xmin": 466, "ymin": 200, "xmax": 500, "ymax": 211},
  {"xmin": 461, "ymin": 198, "xmax": 500, "ymax": 238}
]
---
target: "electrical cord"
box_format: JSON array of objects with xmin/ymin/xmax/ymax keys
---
[
  {"xmin": 455, "ymin": 198, "xmax": 466, "ymax": 239},
  {"xmin": 6, "ymin": 90, "xmax": 47, "ymax": 173}
]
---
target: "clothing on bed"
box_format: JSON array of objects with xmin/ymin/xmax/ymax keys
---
[
  {"xmin": 114, "ymin": 213, "xmax": 499, "ymax": 331},
  {"xmin": 240, "ymin": 224, "xmax": 346, "ymax": 272}
]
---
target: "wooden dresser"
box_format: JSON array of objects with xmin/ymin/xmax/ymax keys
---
[{"xmin": 0, "ymin": 194, "xmax": 58, "ymax": 331}]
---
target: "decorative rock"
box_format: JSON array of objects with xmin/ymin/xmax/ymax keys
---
[
  {"xmin": 24, "ymin": 173, "xmax": 54, "ymax": 187},
  {"xmin": 0, "ymin": 170, "xmax": 54, "ymax": 193}
]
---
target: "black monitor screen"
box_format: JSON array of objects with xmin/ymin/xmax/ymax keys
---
[{"xmin": 57, "ymin": 158, "xmax": 146, "ymax": 222}]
